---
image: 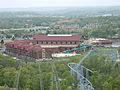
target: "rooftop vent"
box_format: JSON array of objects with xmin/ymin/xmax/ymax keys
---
[{"xmin": 47, "ymin": 34, "xmax": 72, "ymax": 36}]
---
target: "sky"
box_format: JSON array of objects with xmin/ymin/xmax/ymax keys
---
[{"xmin": 0, "ymin": 0, "xmax": 120, "ymax": 8}]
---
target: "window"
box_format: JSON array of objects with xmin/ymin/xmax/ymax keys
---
[
  {"xmin": 37, "ymin": 41, "xmax": 38, "ymax": 44},
  {"xmin": 62, "ymin": 41, "xmax": 66, "ymax": 44},
  {"xmin": 53, "ymin": 41, "xmax": 56, "ymax": 44},
  {"xmin": 48, "ymin": 42, "xmax": 51, "ymax": 44},
  {"xmin": 43, "ymin": 41, "xmax": 46, "ymax": 44},
  {"xmin": 72, "ymin": 42, "xmax": 75, "ymax": 44},
  {"xmin": 57, "ymin": 42, "xmax": 61, "ymax": 44},
  {"xmin": 67, "ymin": 42, "xmax": 71, "ymax": 44},
  {"xmin": 39, "ymin": 41, "xmax": 42, "ymax": 44}
]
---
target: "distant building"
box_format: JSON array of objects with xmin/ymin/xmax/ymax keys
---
[
  {"xmin": 102, "ymin": 14, "xmax": 113, "ymax": 17},
  {"xmin": 86, "ymin": 37, "xmax": 112, "ymax": 45},
  {"xmin": 112, "ymin": 34, "xmax": 119, "ymax": 39},
  {"xmin": 59, "ymin": 24, "xmax": 80, "ymax": 30},
  {"xmin": 82, "ymin": 24, "xmax": 101, "ymax": 29}
]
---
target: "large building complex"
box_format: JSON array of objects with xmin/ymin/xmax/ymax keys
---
[
  {"xmin": 5, "ymin": 34, "xmax": 88, "ymax": 60},
  {"xmin": 5, "ymin": 34, "xmax": 112, "ymax": 60}
]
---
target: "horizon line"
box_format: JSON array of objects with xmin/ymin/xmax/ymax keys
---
[{"xmin": 0, "ymin": 5, "xmax": 120, "ymax": 9}]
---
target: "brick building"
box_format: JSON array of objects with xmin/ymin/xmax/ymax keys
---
[{"xmin": 5, "ymin": 34, "xmax": 88, "ymax": 60}]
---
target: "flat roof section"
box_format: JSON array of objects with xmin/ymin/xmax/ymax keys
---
[{"xmin": 47, "ymin": 34, "xmax": 72, "ymax": 36}]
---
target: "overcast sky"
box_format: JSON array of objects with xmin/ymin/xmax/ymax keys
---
[{"xmin": 0, "ymin": 0, "xmax": 120, "ymax": 8}]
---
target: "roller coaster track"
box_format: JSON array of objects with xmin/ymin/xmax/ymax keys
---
[
  {"xmin": 68, "ymin": 50, "xmax": 94, "ymax": 90},
  {"xmin": 38, "ymin": 62, "xmax": 44, "ymax": 90},
  {"xmin": 50, "ymin": 59, "xmax": 60, "ymax": 90},
  {"xmin": 94, "ymin": 49, "xmax": 119, "ymax": 65},
  {"xmin": 41, "ymin": 49, "xmax": 60, "ymax": 90},
  {"xmin": 68, "ymin": 49, "xmax": 119, "ymax": 90},
  {"xmin": 14, "ymin": 64, "xmax": 22, "ymax": 90}
]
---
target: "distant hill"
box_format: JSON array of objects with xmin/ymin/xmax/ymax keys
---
[{"xmin": 0, "ymin": 6, "xmax": 120, "ymax": 17}]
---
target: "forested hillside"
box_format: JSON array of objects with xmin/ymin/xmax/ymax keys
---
[
  {"xmin": 0, "ymin": 15, "xmax": 120, "ymax": 38},
  {"xmin": 0, "ymin": 48, "xmax": 120, "ymax": 90}
]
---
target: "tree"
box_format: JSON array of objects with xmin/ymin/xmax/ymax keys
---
[
  {"xmin": 0, "ymin": 39, "xmax": 4, "ymax": 45},
  {"xmin": 46, "ymin": 30, "xmax": 50, "ymax": 35}
]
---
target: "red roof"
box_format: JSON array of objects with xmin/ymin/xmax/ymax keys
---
[
  {"xmin": 5, "ymin": 34, "xmax": 84, "ymax": 53},
  {"xmin": 23, "ymin": 44, "xmax": 41, "ymax": 52},
  {"xmin": 5, "ymin": 40, "xmax": 42, "ymax": 52},
  {"xmin": 33, "ymin": 35, "xmax": 83, "ymax": 41},
  {"xmin": 14, "ymin": 40, "xmax": 32, "ymax": 44},
  {"xmin": 32, "ymin": 45, "xmax": 41, "ymax": 52},
  {"xmin": 5, "ymin": 42, "xmax": 15, "ymax": 47}
]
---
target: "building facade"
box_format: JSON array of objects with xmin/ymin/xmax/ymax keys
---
[{"xmin": 5, "ymin": 34, "xmax": 88, "ymax": 60}]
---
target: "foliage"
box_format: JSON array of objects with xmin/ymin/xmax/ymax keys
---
[
  {"xmin": 0, "ymin": 48, "xmax": 120, "ymax": 90},
  {"xmin": 83, "ymin": 54, "xmax": 120, "ymax": 90}
]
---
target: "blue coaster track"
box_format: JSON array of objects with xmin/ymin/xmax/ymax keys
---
[{"xmin": 68, "ymin": 49, "xmax": 119, "ymax": 90}]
